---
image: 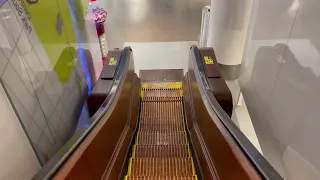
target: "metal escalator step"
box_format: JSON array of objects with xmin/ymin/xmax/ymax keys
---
[
  {"xmin": 126, "ymin": 176, "xmax": 198, "ymax": 180},
  {"xmin": 137, "ymin": 132, "xmax": 187, "ymax": 145},
  {"xmin": 130, "ymin": 158, "xmax": 194, "ymax": 177},
  {"xmin": 140, "ymin": 102, "xmax": 183, "ymax": 119},
  {"xmin": 143, "ymin": 89, "xmax": 181, "ymax": 99},
  {"xmin": 142, "ymin": 98, "xmax": 182, "ymax": 102},
  {"xmin": 125, "ymin": 82, "xmax": 197, "ymax": 179},
  {"xmin": 139, "ymin": 118, "xmax": 185, "ymax": 132},
  {"xmin": 134, "ymin": 145, "xmax": 189, "ymax": 158}
]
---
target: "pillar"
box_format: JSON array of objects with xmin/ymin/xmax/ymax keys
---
[{"xmin": 208, "ymin": 0, "xmax": 253, "ymax": 79}]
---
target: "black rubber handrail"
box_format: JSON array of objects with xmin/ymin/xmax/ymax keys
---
[
  {"xmin": 191, "ymin": 46, "xmax": 283, "ymax": 180},
  {"xmin": 32, "ymin": 47, "xmax": 132, "ymax": 180}
]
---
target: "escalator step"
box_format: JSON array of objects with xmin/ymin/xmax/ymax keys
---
[
  {"xmin": 134, "ymin": 145, "xmax": 189, "ymax": 158},
  {"xmin": 137, "ymin": 132, "xmax": 187, "ymax": 145},
  {"xmin": 126, "ymin": 176, "xmax": 198, "ymax": 180},
  {"xmin": 143, "ymin": 88, "xmax": 182, "ymax": 99},
  {"xmin": 125, "ymin": 82, "xmax": 197, "ymax": 179},
  {"xmin": 139, "ymin": 118, "xmax": 185, "ymax": 132},
  {"xmin": 129, "ymin": 158, "xmax": 194, "ymax": 176},
  {"xmin": 140, "ymin": 102, "xmax": 183, "ymax": 119}
]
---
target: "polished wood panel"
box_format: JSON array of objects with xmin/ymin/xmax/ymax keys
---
[
  {"xmin": 207, "ymin": 78, "xmax": 233, "ymax": 117},
  {"xmin": 183, "ymin": 74, "xmax": 218, "ymax": 180},
  {"xmin": 104, "ymin": 76, "xmax": 141, "ymax": 179},
  {"xmin": 54, "ymin": 50, "xmax": 140, "ymax": 180},
  {"xmin": 87, "ymin": 50, "xmax": 123, "ymax": 116},
  {"xmin": 183, "ymin": 66, "xmax": 261, "ymax": 179},
  {"xmin": 101, "ymin": 50, "xmax": 122, "ymax": 79},
  {"xmin": 199, "ymin": 47, "xmax": 221, "ymax": 78},
  {"xmin": 87, "ymin": 80, "xmax": 113, "ymax": 116},
  {"xmin": 199, "ymin": 48, "xmax": 233, "ymax": 117}
]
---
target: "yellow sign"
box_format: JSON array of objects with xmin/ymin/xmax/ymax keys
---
[
  {"xmin": 109, "ymin": 57, "xmax": 117, "ymax": 66},
  {"xmin": 204, "ymin": 56, "xmax": 214, "ymax": 64}
]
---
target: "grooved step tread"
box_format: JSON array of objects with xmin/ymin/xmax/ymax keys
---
[
  {"xmin": 125, "ymin": 83, "xmax": 197, "ymax": 179},
  {"xmin": 137, "ymin": 132, "xmax": 187, "ymax": 145},
  {"xmin": 130, "ymin": 158, "xmax": 194, "ymax": 176},
  {"xmin": 134, "ymin": 145, "xmax": 189, "ymax": 158},
  {"xmin": 126, "ymin": 176, "xmax": 198, "ymax": 180},
  {"xmin": 140, "ymin": 102, "xmax": 183, "ymax": 119},
  {"xmin": 139, "ymin": 118, "xmax": 185, "ymax": 132}
]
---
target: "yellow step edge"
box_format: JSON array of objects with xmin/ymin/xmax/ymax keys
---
[
  {"xmin": 131, "ymin": 145, "xmax": 136, "ymax": 158},
  {"xmin": 187, "ymin": 146, "xmax": 192, "ymax": 157},
  {"xmin": 135, "ymin": 117, "xmax": 141, "ymax": 143},
  {"xmin": 191, "ymin": 157, "xmax": 196, "ymax": 176},
  {"xmin": 135, "ymin": 131, "xmax": 139, "ymax": 145},
  {"xmin": 127, "ymin": 158, "xmax": 133, "ymax": 176},
  {"xmin": 141, "ymin": 82, "xmax": 182, "ymax": 89}
]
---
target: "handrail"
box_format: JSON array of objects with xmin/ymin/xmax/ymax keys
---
[
  {"xmin": 32, "ymin": 47, "xmax": 132, "ymax": 180},
  {"xmin": 190, "ymin": 46, "xmax": 283, "ymax": 180}
]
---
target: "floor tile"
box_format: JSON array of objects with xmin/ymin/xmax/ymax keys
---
[{"xmin": 124, "ymin": 41, "xmax": 197, "ymax": 75}]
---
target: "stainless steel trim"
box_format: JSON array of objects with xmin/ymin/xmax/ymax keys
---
[
  {"xmin": 190, "ymin": 46, "xmax": 283, "ymax": 180},
  {"xmin": 218, "ymin": 63, "xmax": 241, "ymax": 80},
  {"xmin": 32, "ymin": 47, "xmax": 132, "ymax": 180},
  {"xmin": 199, "ymin": 6, "xmax": 210, "ymax": 47}
]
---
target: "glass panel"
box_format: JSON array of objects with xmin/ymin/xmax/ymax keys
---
[
  {"xmin": 0, "ymin": 0, "xmax": 102, "ymax": 178},
  {"xmin": 237, "ymin": 0, "xmax": 320, "ymax": 179}
]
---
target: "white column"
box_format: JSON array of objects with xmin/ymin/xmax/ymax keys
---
[{"xmin": 208, "ymin": 0, "xmax": 253, "ymax": 66}]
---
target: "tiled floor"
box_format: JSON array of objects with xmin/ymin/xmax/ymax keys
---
[
  {"xmin": 124, "ymin": 41, "xmax": 197, "ymax": 75},
  {"xmin": 104, "ymin": 0, "xmax": 209, "ymax": 49},
  {"xmin": 225, "ymin": 79, "xmax": 262, "ymax": 153}
]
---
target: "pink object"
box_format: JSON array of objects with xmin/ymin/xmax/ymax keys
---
[
  {"xmin": 84, "ymin": 8, "xmax": 107, "ymax": 24},
  {"xmin": 93, "ymin": 8, "xmax": 107, "ymax": 23},
  {"xmin": 85, "ymin": 1, "xmax": 108, "ymax": 63}
]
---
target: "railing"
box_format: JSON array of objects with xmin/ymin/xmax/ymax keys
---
[
  {"xmin": 32, "ymin": 47, "xmax": 132, "ymax": 180},
  {"xmin": 191, "ymin": 46, "xmax": 283, "ymax": 180},
  {"xmin": 198, "ymin": 6, "xmax": 210, "ymax": 47}
]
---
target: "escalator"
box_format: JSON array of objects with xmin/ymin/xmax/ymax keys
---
[
  {"xmin": 125, "ymin": 82, "xmax": 198, "ymax": 180},
  {"xmin": 33, "ymin": 46, "xmax": 282, "ymax": 180}
]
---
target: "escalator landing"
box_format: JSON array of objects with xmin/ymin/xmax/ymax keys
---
[{"xmin": 125, "ymin": 82, "xmax": 198, "ymax": 180}]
